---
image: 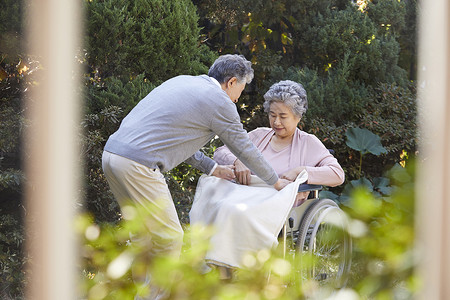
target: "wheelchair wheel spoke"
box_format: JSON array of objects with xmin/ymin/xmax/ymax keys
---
[{"xmin": 291, "ymin": 199, "xmax": 352, "ymax": 288}]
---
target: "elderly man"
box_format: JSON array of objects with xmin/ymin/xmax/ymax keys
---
[{"xmin": 101, "ymin": 54, "xmax": 290, "ymax": 285}]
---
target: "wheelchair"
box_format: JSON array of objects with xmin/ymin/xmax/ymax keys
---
[{"xmin": 280, "ymin": 183, "xmax": 352, "ymax": 288}]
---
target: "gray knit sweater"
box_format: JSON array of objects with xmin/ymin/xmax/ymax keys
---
[{"xmin": 104, "ymin": 75, "xmax": 278, "ymax": 185}]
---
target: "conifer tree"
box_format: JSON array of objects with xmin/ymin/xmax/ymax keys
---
[{"xmin": 85, "ymin": 0, "xmax": 213, "ymax": 81}]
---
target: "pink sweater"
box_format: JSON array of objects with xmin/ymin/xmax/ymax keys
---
[{"xmin": 214, "ymin": 127, "xmax": 345, "ymax": 187}]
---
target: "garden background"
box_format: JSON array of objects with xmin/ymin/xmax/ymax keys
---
[{"xmin": 1, "ymin": 0, "xmax": 418, "ymax": 299}]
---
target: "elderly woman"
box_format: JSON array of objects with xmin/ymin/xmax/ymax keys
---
[
  {"xmin": 190, "ymin": 80, "xmax": 345, "ymax": 271},
  {"xmin": 214, "ymin": 80, "xmax": 344, "ymax": 206}
]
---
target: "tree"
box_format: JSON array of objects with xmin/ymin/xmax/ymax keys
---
[
  {"xmin": 1, "ymin": 2, "xmax": 29, "ymax": 297},
  {"xmin": 85, "ymin": 0, "xmax": 215, "ymax": 81}
]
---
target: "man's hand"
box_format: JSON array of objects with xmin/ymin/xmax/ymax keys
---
[
  {"xmin": 212, "ymin": 165, "xmax": 236, "ymax": 181},
  {"xmin": 273, "ymin": 178, "xmax": 292, "ymax": 191},
  {"xmin": 234, "ymin": 159, "xmax": 251, "ymax": 185}
]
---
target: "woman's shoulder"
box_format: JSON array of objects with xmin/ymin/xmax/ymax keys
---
[
  {"xmin": 250, "ymin": 127, "xmax": 272, "ymax": 134},
  {"xmin": 249, "ymin": 127, "xmax": 273, "ymax": 137},
  {"xmin": 296, "ymin": 128, "xmax": 314, "ymax": 137},
  {"xmin": 297, "ymin": 129, "xmax": 324, "ymax": 144}
]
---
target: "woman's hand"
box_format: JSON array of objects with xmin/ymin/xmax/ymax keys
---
[
  {"xmin": 273, "ymin": 178, "xmax": 292, "ymax": 190},
  {"xmin": 281, "ymin": 166, "xmax": 306, "ymax": 181},
  {"xmin": 234, "ymin": 159, "xmax": 252, "ymax": 185},
  {"xmin": 212, "ymin": 165, "xmax": 235, "ymax": 181},
  {"xmin": 293, "ymin": 191, "xmax": 310, "ymax": 207}
]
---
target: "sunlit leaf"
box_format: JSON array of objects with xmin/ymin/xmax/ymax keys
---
[{"xmin": 0, "ymin": 68, "xmax": 7, "ymax": 81}]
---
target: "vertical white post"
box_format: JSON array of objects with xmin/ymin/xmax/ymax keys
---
[
  {"xmin": 417, "ymin": 0, "xmax": 450, "ymax": 298},
  {"xmin": 25, "ymin": 0, "xmax": 81, "ymax": 299}
]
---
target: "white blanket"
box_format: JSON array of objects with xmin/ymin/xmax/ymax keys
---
[{"xmin": 189, "ymin": 171, "xmax": 308, "ymax": 268}]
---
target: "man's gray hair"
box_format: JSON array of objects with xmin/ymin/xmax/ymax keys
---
[
  {"xmin": 263, "ymin": 80, "xmax": 308, "ymax": 118},
  {"xmin": 208, "ymin": 54, "xmax": 254, "ymax": 84}
]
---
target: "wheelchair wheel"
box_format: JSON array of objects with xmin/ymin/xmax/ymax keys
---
[{"xmin": 295, "ymin": 199, "xmax": 352, "ymax": 288}]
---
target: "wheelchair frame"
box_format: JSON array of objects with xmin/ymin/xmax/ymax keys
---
[{"xmin": 281, "ymin": 183, "xmax": 352, "ymax": 288}]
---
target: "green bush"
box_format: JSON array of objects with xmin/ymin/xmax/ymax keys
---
[
  {"xmin": 0, "ymin": 214, "xmax": 26, "ymax": 300},
  {"xmin": 78, "ymin": 161, "xmax": 417, "ymax": 299},
  {"xmin": 84, "ymin": 0, "xmax": 214, "ymax": 80},
  {"xmin": 266, "ymin": 64, "xmax": 371, "ymax": 126},
  {"xmin": 84, "ymin": 74, "xmax": 156, "ymax": 115},
  {"xmin": 304, "ymin": 82, "xmax": 415, "ymax": 182},
  {"xmin": 1, "ymin": 1, "xmax": 34, "ymax": 292},
  {"xmin": 81, "ymin": 105, "xmax": 125, "ymax": 223},
  {"xmin": 77, "ymin": 201, "xmax": 312, "ymax": 299},
  {"xmin": 357, "ymin": 83, "xmax": 417, "ymax": 162},
  {"xmin": 195, "ymin": 0, "xmax": 414, "ymax": 143},
  {"xmin": 0, "ymin": 0, "xmax": 22, "ymax": 60},
  {"xmin": 0, "ymin": 60, "xmax": 27, "ymax": 198},
  {"xmin": 343, "ymin": 162, "xmax": 417, "ymax": 298}
]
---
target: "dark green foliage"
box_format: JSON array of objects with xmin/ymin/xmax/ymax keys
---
[
  {"xmin": 0, "ymin": 214, "xmax": 26, "ymax": 299},
  {"xmin": 266, "ymin": 64, "xmax": 371, "ymax": 125},
  {"xmin": 358, "ymin": 83, "xmax": 417, "ymax": 156},
  {"xmin": 345, "ymin": 127, "xmax": 388, "ymax": 178},
  {"xmin": 303, "ymin": 82, "xmax": 416, "ymax": 182},
  {"xmin": 84, "ymin": 0, "xmax": 212, "ymax": 80},
  {"xmin": 342, "ymin": 163, "xmax": 416, "ymax": 297},
  {"xmin": 81, "ymin": 106, "xmax": 124, "ymax": 223},
  {"xmin": 291, "ymin": 4, "xmax": 406, "ymax": 84},
  {"xmin": 0, "ymin": 62, "xmax": 25, "ymax": 186},
  {"xmin": 0, "ymin": 3, "xmax": 28, "ymax": 292},
  {"xmin": 397, "ymin": 0, "xmax": 417, "ymax": 79},
  {"xmin": 0, "ymin": 0, "xmax": 23, "ymax": 59},
  {"xmin": 366, "ymin": 0, "xmax": 407, "ymax": 36},
  {"xmin": 0, "ymin": 56, "xmax": 34, "ymax": 232},
  {"xmin": 196, "ymin": 0, "xmax": 414, "ymax": 134},
  {"xmin": 85, "ymin": 74, "xmax": 156, "ymax": 115},
  {"xmin": 196, "ymin": 0, "xmax": 411, "ymax": 82},
  {"xmin": 0, "ymin": 0, "xmax": 21, "ymax": 33}
]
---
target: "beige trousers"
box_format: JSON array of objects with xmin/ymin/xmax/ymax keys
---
[{"xmin": 102, "ymin": 151, "xmax": 184, "ymax": 257}]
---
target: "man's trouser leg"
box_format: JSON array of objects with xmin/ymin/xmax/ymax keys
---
[{"xmin": 102, "ymin": 151, "xmax": 183, "ymax": 299}]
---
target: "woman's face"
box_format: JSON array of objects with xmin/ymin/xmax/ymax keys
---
[{"xmin": 268, "ymin": 102, "xmax": 301, "ymax": 139}]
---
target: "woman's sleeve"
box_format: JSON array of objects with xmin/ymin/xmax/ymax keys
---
[
  {"xmin": 304, "ymin": 136, "xmax": 345, "ymax": 187},
  {"xmin": 213, "ymin": 143, "xmax": 237, "ymax": 165},
  {"xmin": 213, "ymin": 129, "xmax": 262, "ymax": 165}
]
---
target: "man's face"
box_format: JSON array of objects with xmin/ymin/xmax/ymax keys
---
[{"xmin": 223, "ymin": 77, "xmax": 246, "ymax": 103}]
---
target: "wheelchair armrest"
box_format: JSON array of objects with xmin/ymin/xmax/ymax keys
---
[{"xmin": 298, "ymin": 183, "xmax": 323, "ymax": 192}]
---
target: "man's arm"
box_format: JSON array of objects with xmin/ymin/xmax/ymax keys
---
[
  {"xmin": 185, "ymin": 151, "xmax": 236, "ymax": 180},
  {"xmin": 184, "ymin": 151, "xmax": 216, "ymax": 174},
  {"xmin": 210, "ymin": 103, "xmax": 279, "ymax": 186}
]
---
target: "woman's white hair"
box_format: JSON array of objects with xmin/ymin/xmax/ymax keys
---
[{"xmin": 263, "ymin": 80, "xmax": 308, "ymax": 118}]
